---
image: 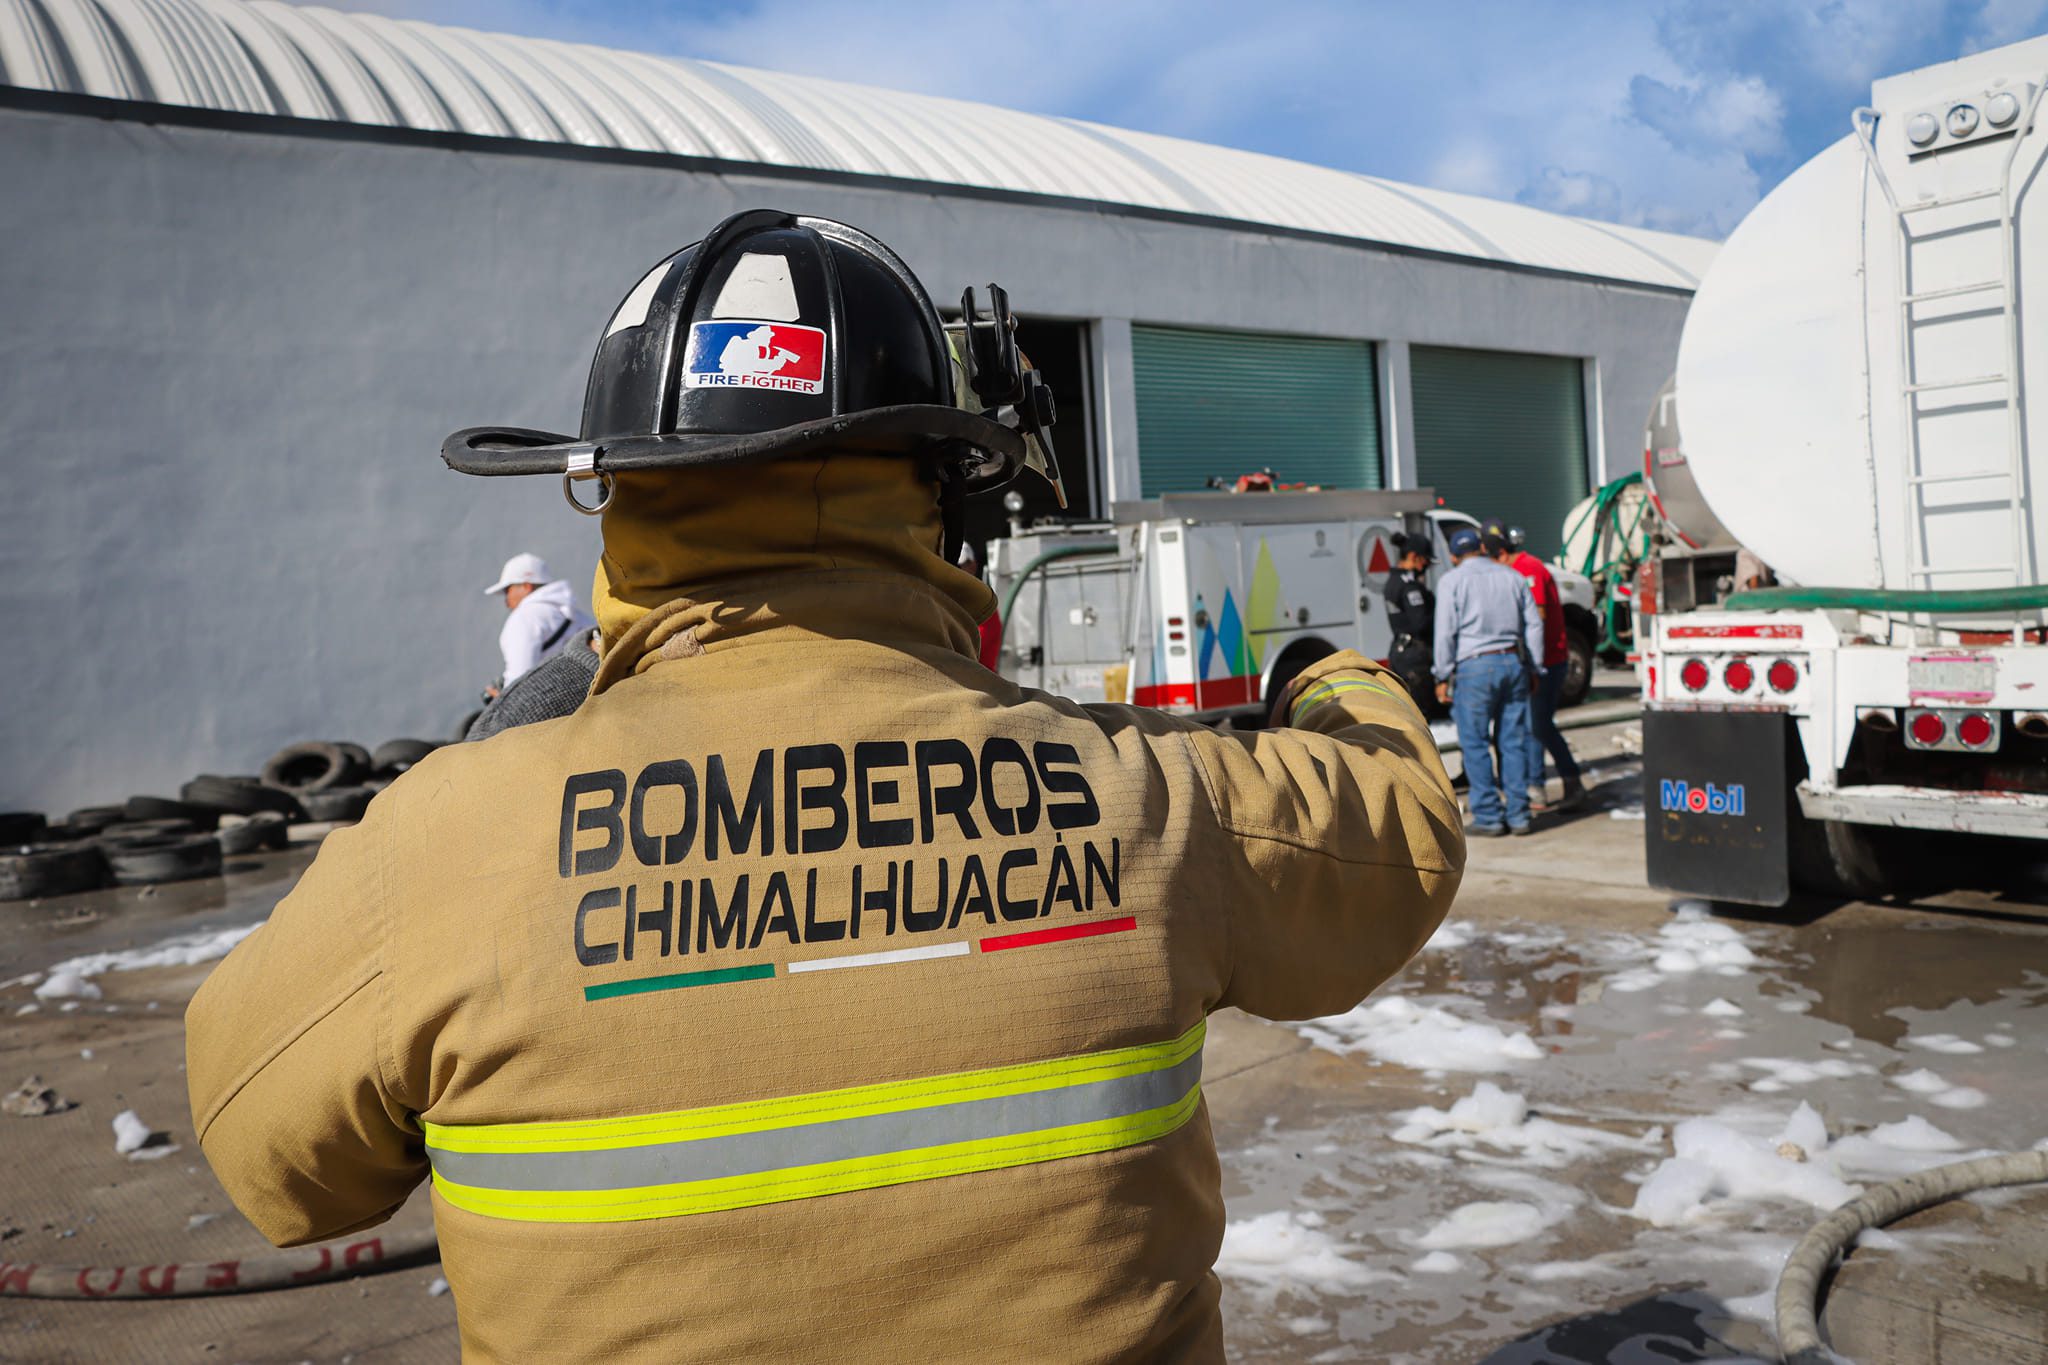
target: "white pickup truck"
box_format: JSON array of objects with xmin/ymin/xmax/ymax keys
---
[{"xmin": 989, "ymin": 488, "xmax": 1597, "ymax": 725}]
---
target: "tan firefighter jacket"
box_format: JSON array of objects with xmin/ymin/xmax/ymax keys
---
[{"xmin": 187, "ymin": 454, "xmax": 1464, "ymax": 1363}]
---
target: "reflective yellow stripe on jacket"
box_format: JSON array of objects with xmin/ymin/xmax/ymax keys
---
[{"xmin": 423, "ymin": 1019, "xmax": 1206, "ymax": 1223}]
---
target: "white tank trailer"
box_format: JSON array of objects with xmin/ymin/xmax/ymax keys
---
[{"xmin": 1641, "ymin": 37, "xmax": 2048, "ymax": 905}]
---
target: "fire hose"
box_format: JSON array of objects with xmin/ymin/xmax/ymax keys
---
[
  {"xmin": 0, "ymin": 1226, "xmax": 438, "ymax": 1299},
  {"xmin": 1775, "ymin": 1147, "xmax": 2048, "ymax": 1364}
]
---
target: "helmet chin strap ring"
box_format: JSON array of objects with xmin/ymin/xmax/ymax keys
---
[{"xmin": 563, "ymin": 449, "xmax": 614, "ymax": 516}]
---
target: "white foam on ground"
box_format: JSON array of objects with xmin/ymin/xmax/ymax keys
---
[
  {"xmin": 1298, "ymin": 997, "xmax": 1543, "ymax": 1074},
  {"xmin": 1865, "ymin": 1116, "xmax": 1963, "ymax": 1152},
  {"xmin": 1888, "ymin": 1067, "xmax": 1986, "ymax": 1108},
  {"xmin": 1739, "ymin": 1056, "xmax": 1875, "ymax": 1093},
  {"xmin": 33, "ymin": 972, "xmax": 101, "ymax": 1001},
  {"xmin": 47, "ymin": 924, "xmax": 259, "ymax": 981},
  {"xmin": 1629, "ymin": 1104, "xmax": 1857, "ymax": 1227},
  {"xmin": 1424, "ymin": 920, "xmax": 1475, "ymax": 951},
  {"xmin": 1604, "ymin": 908, "xmax": 1761, "ymax": 993},
  {"xmin": 1390, "ymin": 1082, "xmax": 1650, "ymax": 1167},
  {"xmin": 1891, "ymin": 1067, "xmax": 1951, "ymax": 1095},
  {"xmin": 1411, "ymin": 1250, "xmax": 1463, "ymax": 1273},
  {"xmin": 111, "ymin": 1109, "xmax": 179, "ymax": 1161},
  {"xmin": 1929, "ymin": 1086, "xmax": 1989, "ymax": 1110},
  {"xmin": 1701, "ymin": 998, "xmax": 1745, "ymax": 1018},
  {"xmin": 1285, "ymin": 1314, "xmax": 1331, "ymax": 1336},
  {"xmin": 1416, "ymin": 1201, "xmax": 1554, "ymax": 1250},
  {"xmin": 1216, "ymin": 1210, "xmax": 1394, "ymax": 1297},
  {"xmin": 1904, "ymin": 1032, "xmax": 1984, "ymax": 1055}
]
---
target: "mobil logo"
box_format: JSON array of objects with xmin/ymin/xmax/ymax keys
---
[
  {"xmin": 682, "ymin": 320, "xmax": 827, "ymax": 395},
  {"xmin": 1659, "ymin": 780, "xmax": 1746, "ymax": 816}
]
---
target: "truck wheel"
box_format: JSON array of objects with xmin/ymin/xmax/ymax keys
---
[
  {"xmin": 1560, "ymin": 628, "xmax": 1595, "ymax": 708},
  {"xmin": 1788, "ymin": 815, "xmax": 1890, "ymax": 900}
]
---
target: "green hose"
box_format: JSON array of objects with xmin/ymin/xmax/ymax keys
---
[
  {"xmin": 997, "ymin": 542, "xmax": 1121, "ymax": 629},
  {"xmin": 1727, "ymin": 584, "xmax": 2048, "ymax": 612},
  {"xmin": 1560, "ymin": 473, "xmax": 1653, "ymax": 655}
]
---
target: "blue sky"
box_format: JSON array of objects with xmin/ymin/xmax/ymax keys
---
[{"xmin": 336, "ymin": 0, "xmax": 2048, "ymax": 239}]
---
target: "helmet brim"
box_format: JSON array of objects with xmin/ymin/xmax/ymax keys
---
[{"xmin": 442, "ymin": 404, "xmax": 1024, "ymax": 490}]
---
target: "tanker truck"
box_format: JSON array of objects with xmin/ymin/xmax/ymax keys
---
[{"xmin": 1641, "ymin": 37, "xmax": 2048, "ymax": 905}]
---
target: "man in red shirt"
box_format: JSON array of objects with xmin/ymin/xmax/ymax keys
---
[{"xmin": 1486, "ymin": 524, "xmax": 1584, "ymax": 811}]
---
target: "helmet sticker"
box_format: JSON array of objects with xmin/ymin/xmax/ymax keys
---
[
  {"xmin": 711, "ymin": 253, "xmax": 802, "ymax": 322},
  {"xmin": 603, "ymin": 257, "xmax": 672, "ymax": 338},
  {"xmin": 682, "ymin": 321, "xmax": 827, "ymax": 395}
]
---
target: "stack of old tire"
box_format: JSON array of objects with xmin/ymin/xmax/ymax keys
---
[{"xmin": 0, "ymin": 738, "xmax": 440, "ymax": 902}]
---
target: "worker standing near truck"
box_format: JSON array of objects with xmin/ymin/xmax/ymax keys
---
[
  {"xmin": 185, "ymin": 209, "xmax": 1465, "ymax": 1362},
  {"xmin": 1382, "ymin": 532, "xmax": 1437, "ymax": 713},
  {"xmin": 1435, "ymin": 525, "xmax": 1544, "ymax": 835},
  {"xmin": 1483, "ymin": 522, "xmax": 1584, "ymax": 812}
]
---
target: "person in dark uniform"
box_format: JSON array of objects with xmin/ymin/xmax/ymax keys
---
[{"xmin": 1384, "ymin": 533, "xmax": 1437, "ymax": 713}]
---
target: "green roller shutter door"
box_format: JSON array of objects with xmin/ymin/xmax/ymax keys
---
[
  {"xmin": 1410, "ymin": 346, "xmax": 1589, "ymax": 559},
  {"xmin": 1133, "ymin": 326, "xmax": 1380, "ymax": 495}
]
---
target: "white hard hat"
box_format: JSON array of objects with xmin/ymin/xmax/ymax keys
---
[{"xmin": 484, "ymin": 552, "xmax": 552, "ymax": 595}]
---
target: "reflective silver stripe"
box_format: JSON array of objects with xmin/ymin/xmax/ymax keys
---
[{"xmin": 426, "ymin": 1049, "xmax": 1202, "ymax": 1194}]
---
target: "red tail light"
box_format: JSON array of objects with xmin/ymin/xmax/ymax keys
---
[
  {"xmin": 1958, "ymin": 712, "xmax": 1994, "ymax": 748},
  {"xmin": 1910, "ymin": 711, "xmax": 1947, "ymax": 746},
  {"xmin": 1767, "ymin": 659, "xmax": 1799, "ymax": 692},
  {"xmin": 1680, "ymin": 658, "xmax": 1710, "ymax": 692},
  {"xmin": 1724, "ymin": 660, "xmax": 1755, "ymax": 693}
]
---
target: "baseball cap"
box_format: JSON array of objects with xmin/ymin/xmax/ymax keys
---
[
  {"xmin": 1448, "ymin": 527, "xmax": 1482, "ymax": 557},
  {"xmin": 484, "ymin": 552, "xmax": 552, "ymax": 595},
  {"xmin": 1481, "ymin": 531, "xmax": 1512, "ymax": 557}
]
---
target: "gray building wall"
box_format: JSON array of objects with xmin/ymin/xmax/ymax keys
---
[{"xmin": 0, "ymin": 104, "xmax": 1690, "ymax": 811}]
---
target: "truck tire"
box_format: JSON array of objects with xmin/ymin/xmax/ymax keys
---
[
  {"xmin": 0, "ymin": 843, "xmax": 107, "ymax": 901},
  {"xmin": 98, "ymin": 818, "xmax": 200, "ymax": 843},
  {"xmin": 1788, "ymin": 814, "xmax": 1890, "ymax": 900},
  {"xmin": 370, "ymin": 739, "xmax": 439, "ymax": 776},
  {"xmin": 122, "ymin": 795, "xmax": 221, "ymax": 830},
  {"xmin": 217, "ymin": 812, "xmax": 289, "ymax": 855},
  {"xmin": 0, "ymin": 812, "xmax": 48, "ymax": 845},
  {"xmin": 181, "ymin": 775, "xmax": 307, "ymax": 822},
  {"xmin": 261, "ymin": 741, "xmax": 368, "ymax": 793},
  {"xmin": 105, "ymin": 834, "xmax": 222, "ymax": 886},
  {"xmin": 1560, "ymin": 627, "xmax": 1595, "ymax": 709},
  {"xmin": 299, "ymin": 786, "xmax": 375, "ymax": 823},
  {"xmin": 64, "ymin": 806, "xmax": 125, "ymax": 834}
]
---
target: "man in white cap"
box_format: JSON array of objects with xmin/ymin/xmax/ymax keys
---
[{"xmin": 484, "ymin": 552, "xmax": 595, "ymax": 695}]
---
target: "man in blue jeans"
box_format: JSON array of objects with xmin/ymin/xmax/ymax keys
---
[{"xmin": 1432, "ymin": 527, "xmax": 1545, "ymax": 835}]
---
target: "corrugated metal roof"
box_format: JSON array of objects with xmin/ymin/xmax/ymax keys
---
[{"xmin": 0, "ymin": 0, "xmax": 1719, "ymax": 289}]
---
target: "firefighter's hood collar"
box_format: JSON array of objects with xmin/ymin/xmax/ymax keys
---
[{"xmin": 589, "ymin": 452, "xmax": 994, "ymax": 679}]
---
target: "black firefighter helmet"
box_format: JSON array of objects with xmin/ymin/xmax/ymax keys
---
[{"xmin": 442, "ymin": 209, "xmax": 1062, "ymax": 533}]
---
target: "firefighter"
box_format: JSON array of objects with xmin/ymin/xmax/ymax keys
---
[
  {"xmin": 1383, "ymin": 532, "xmax": 1437, "ymax": 714},
  {"xmin": 186, "ymin": 210, "xmax": 1464, "ymax": 1363}
]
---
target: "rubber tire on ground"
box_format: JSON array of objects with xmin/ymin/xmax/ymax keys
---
[
  {"xmin": 1788, "ymin": 813, "xmax": 1892, "ymax": 900},
  {"xmin": 181, "ymin": 775, "xmax": 307, "ymax": 822},
  {"xmin": 336, "ymin": 742, "xmax": 373, "ymax": 773},
  {"xmin": 216, "ymin": 813, "xmax": 289, "ymax": 855},
  {"xmin": 261, "ymin": 741, "xmax": 369, "ymax": 793},
  {"xmin": 298, "ymin": 786, "xmax": 376, "ymax": 823},
  {"xmin": 1560, "ymin": 628, "xmax": 1595, "ymax": 709},
  {"xmin": 98, "ymin": 818, "xmax": 199, "ymax": 844},
  {"xmin": 64, "ymin": 805, "xmax": 126, "ymax": 834},
  {"xmin": 122, "ymin": 795, "xmax": 221, "ymax": 831},
  {"xmin": 105, "ymin": 834, "xmax": 222, "ymax": 886},
  {"xmin": 0, "ymin": 812, "xmax": 48, "ymax": 845},
  {"xmin": 370, "ymin": 739, "xmax": 439, "ymax": 775},
  {"xmin": 0, "ymin": 843, "xmax": 108, "ymax": 901}
]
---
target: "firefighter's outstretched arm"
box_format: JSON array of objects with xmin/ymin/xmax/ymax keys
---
[
  {"xmin": 1183, "ymin": 650, "xmax": 1464, "ymax": 1020},
  {"xmin": 185, "ymin": 812, "xmax": 423, "ymax": 1247}
]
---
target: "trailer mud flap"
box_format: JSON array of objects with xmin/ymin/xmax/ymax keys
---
[{"xmin": 1643, "ymin": 709, "xmax": 1788, "ymax": 906}]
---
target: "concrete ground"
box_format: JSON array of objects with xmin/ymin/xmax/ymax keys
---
[{"xmin": 3, "ymin": 706, "xmax": 2045, "ymax": 1363}]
